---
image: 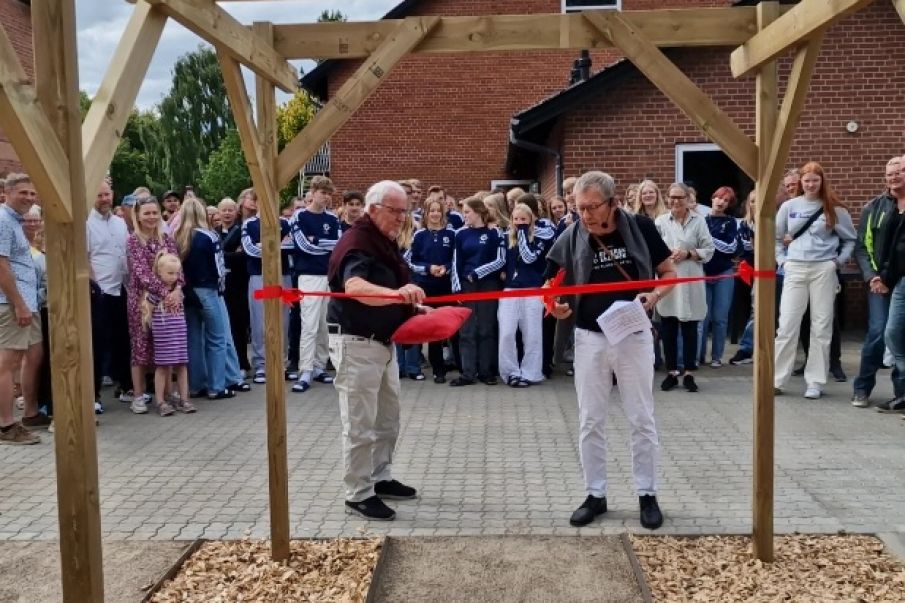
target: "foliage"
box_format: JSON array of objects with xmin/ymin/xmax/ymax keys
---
[
  {"xmin": 198, "ymin": 128, "xmax": 251, "ymax": 204},
  {"xmin": 318, "ymin": 10, "xmax": 347, "ymax": 22},
  {"xmin": 276, "ymin": 89, "xmax": 319, "ymax": 204}
]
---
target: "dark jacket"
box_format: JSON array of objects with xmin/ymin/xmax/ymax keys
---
[{"xmin": 855, "ymin": 192, "xmax": 896, "ymax": 282}]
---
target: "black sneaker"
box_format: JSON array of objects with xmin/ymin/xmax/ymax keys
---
[
  {"xmin": 877, "ymin": 397, "xmax": 905, "ymax": 413},
  {"xmin": 728, "ymin": 350, "xmax": 753, "ymax": 365},
  {"xmin": 375, "ymin": 479, "xmax": 418, "ymax": 500},
  {"xmin": 660, "ymin": 374, "xmax": 679, "ymax": 391},
  {"xmin": 449, "ymin": 377, "xmax": 475, "ymax": 387},
  {"xmin": 792, "ymin": 364, "xmax": 805, "ymax": 377},
  {"xmin": 830, "ymin": 364, "xmax": 847, "ymax": 382},
  {"xmin": 569, "ymin": 495, "xmax": 607, "ymax": 527},
  {"xmin": 683, "ymin": 374, "xmax": 698, "ymax": 392},
  {"xmin": 345, "ymin": 496, "xmax": 395, "ymax": 521},
  {"xmin": 639, "ymin": 495, "xmax": 663, "ymax": 530}
]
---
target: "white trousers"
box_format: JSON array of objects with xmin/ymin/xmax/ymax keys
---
[
  {"xmin": 330, "ymin": 334, "xmax": 400, "ymax": 502},
  {"xmin": 573, "ymin": 328, "xmax": 658, "ymax": 497},
  {"xmin": 497, "ymin": 294, "xmax": 545, "ymax": 382},
  {"xmin": 247, "ymin": 274, "xmax": 290, "ymax": 372},
  {"xmin": 774, "ymin": 260, "xmax": 837, "ymax": 389},
  {"xmin": 298, "ymin": 274, "xmax": 330, "ymax": 373}
]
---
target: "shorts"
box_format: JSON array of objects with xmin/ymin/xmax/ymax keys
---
[{"xmin": 0, "ymin": 304, "xmax": 42, "ymax": 350}]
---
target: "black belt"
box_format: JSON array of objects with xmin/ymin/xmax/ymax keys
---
[{"xmin": 328, "ymin": 323, "xmax": 391, "ymax": 345}]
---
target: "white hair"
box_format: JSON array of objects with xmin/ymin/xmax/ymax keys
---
[
  {"xmin": 574, "ymin": 171, "xmax": 616, "ymax": 201},
  {"xmin": 365, "ymin": 180, "xmax": 407, "ymax": 210}
]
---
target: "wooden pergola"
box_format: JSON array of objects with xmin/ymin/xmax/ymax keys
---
[{"xmin": 0, "ymin": 0, "xmax": 886, "ymax": 599}]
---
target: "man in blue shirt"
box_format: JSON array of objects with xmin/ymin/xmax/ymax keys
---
[{"xmin": 0, "ymin": 174, "xmax": 45, "ymax": 444}]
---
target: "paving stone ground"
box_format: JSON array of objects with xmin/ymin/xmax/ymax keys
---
[{"xmin": 1, "ymin": 338, "xmax": 904, "ymax": 544}]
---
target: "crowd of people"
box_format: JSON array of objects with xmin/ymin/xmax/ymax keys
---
[{"xmin": 1, "ymin": 158, "xmax": 904, "ymax": 526}]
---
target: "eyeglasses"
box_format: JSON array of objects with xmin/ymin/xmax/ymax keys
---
[
  {"xmin": 375, "ymin": 204, "xmax": 408, "ymax": 217},
  {"xmin": 575, "ymin": 202, "xmax": 606, "ymax": 214}
]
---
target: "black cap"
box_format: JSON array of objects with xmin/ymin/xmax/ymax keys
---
[{"xmin": 163, "ymin": 190, "xmax": 183, "ymax": 202}]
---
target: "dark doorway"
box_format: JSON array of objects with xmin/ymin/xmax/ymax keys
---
[{"xmin": 676, "ymin": 146, "xmax": 753, "ymax": 215}]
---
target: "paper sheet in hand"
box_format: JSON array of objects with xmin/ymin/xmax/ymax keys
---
[{"xmin": 596, "ymin": 300, "xmax": 652, "ymax": 344}]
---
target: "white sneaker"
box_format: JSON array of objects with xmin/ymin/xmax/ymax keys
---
[
  {"xmin": 710, "ymin": 360, "xmax": 722, "ymax": 368},
  {"xmin": 130, "ymin": 394, "xmax": 151, "ymax": 414},
  {"xmin": 101, "ymin": 376, "xmax": 113, "ymax": 387},
  {"xmin": 119, "ymin": 390, "xmax": 134, "ymax": 403},
  {"xmin": 14, "ymin": 396, "xmax": 24, "ymax": 410},
  {"xmin": 804, "ymin": 386, "xmax": 822, "ymax": 399}
]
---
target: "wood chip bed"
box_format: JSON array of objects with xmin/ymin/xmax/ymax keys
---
[
  {"xmin": 149, "ymin": 538, "xmax": 381, "ymax": 603},
  {"xmin": 631, "ymin": 534, "xmax": 905, "ymax": 602}
]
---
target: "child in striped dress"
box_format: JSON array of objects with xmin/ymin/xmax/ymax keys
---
[{"xmin": 142, "ymin": 252, "xmax": 193, "ymax": 416}]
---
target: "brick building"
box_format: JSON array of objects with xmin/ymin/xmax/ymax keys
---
[{"xmin": 0, "ymin": 0, "xmax": 32, "ymax": 175}]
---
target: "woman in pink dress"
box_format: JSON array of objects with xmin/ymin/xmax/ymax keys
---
[{"xmin": 126, "ymin": 198, "xmax": 182, "ymax": 414}]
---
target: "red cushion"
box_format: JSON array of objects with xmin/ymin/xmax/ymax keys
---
[{"xmin": 391, "ymin": 306, "xmax": 472, "ymax": 344}]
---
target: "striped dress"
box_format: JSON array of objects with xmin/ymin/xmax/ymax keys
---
[{"xmin": 148, "ymin": 293, "xmax": 188, "ymax": 366}]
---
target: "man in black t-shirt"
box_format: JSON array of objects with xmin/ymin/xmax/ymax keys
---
[
  {"xmin": 546, "ymin": 171, "xmax": 676, "ymax": 530},
  {"xmin": 326, "ymin": 180, "xmax": 428, "ymax": 522}
]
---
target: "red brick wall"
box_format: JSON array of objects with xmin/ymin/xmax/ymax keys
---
[{"xmin": 0, "ymin": 0, "xmax": 33, "ymax": 176}]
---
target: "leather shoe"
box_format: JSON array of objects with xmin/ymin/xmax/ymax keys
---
[
  {"xmin": 345, "ymin": 496, "xmax": 395, "ymax": 521},
  {"xmin": 660, "ymin": 374, "xmax": 678, "ymax": 391},
  {"xmin": 639, "ymin": 495, "xmax": 663, "ymax": 530},
  {"xmin": 569, "ymin": 495, "xmax": 607, "ymax": 527}
]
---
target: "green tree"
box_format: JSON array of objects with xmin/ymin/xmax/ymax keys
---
[
  {"xmin": 318, "ymin": 10, "xmax": 346, "ymax": 22},
  {"xmin": 275, "ymin": 89, "xmax": 319, "ymax": 204},
  {"xmin": 198, "ymin": 128, "xmax": 251, "ymax": 204},
  {"xmin": 158, "ymin": 46, "xmax": 234, "ymax": 191}
]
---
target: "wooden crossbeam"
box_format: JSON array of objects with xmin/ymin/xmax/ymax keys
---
[
  {"xmin": 584, "ymin": 11, "xmax": 757, "ymax": 180},
  {"xmin": 138, "ymin": 0, "xmax": 298, "ymax": 92},
  {"xmin": 273, "ymin": 8, "xmax": 772, "ymax": 60},
  {"xmin": 82, "ymin": 0, "xmax": 166, "ymax": 199},
  {"xmin": 892, "ymin": 0, "xmax": 905, "ymax": 24},
  {"xmin": 275, "ymin": 16, "xmax": 440, "ymax": 189},
  {"xmin": 730, "ymin": 0, "xmax": 873, "ymax": 78},
  {"xmin": 0, "ymin": 25, "xmax": 72, "ymax": 222},
  {"xmin": 32, "ymin": 1, "xmax": 104, "ymax": 601}
]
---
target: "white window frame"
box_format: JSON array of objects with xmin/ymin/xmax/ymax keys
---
[
  {"xmin": 562, "ymin": 0, "xmax": 621, "ymax": 12},
  {"xmin": 674, "ymin": 142, "xmax": 721, "ymax": 183},
  {"xmin": 490, "ymin": 179, "xmax": 536, "ymax": 192}
]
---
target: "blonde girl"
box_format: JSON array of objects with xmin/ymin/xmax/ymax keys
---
[{"xmin": 633, "ymin": 179, "xmax": 668, "ymax": 219}]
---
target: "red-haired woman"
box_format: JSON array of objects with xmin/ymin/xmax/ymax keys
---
[
  {"xmin": 774, "ymin": 162, "xmax": 856, "ymax": 399},
  {"xmin": 699, "ymin": 186, "xmax": 738, "ymax": 367}
]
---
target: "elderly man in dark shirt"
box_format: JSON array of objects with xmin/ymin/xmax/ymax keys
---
[{"xmin": 327, "ymin": 180, "xmax": 427, "ymax": 521}]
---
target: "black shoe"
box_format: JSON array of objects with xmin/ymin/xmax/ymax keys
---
[
  {"xmin": 639, "ymin": 495, "xmax": 663, "ymax": 530},
  {"xmin": 569, "ymin": 495, "xmax": 607, "ymax": 527},
  {"xmin": 284, "ymin": 369, "xmax": 298, "ymax": 381},
  {"xmin": 229, "ymin": 381, "xmax": 251, "ymax": 392},
  {"xmin": 449, "ymin": 377, "xmax": 475, "ymax": 387},
  {"xmin": 792, "ymin": 364, "xmax": 805, "ymax": 377},
  {"xmin": 433, "ymin": 374, "xmax": 446, "ymax": 384},
  {"xmin": 481, "ymin": 376, "xmax": 498, "ymax": 386},
  {"xmin": 877, "ymin": 397, "xmax": 905, "ymax": 413},
  {"xmin": 660, "ymin": 374, "xmax": 678, "ymax": 391},
  {"xmin": 375, "ymin": 479, "xmax": 418, "ymax": 500},
  {"xmin": 207, "ymin": 389, "xmax": 235, "ymax": 400},
  {"xmin": 344, "ymin": 496, "xmax": 395, "ymax": 521},
  {"xmin": 728, "ymin": 350, "xmax": 753, "ymax": 365},
  {"xmin": 830, "ymin": 364, "xmax": 847, "ymax": 382},
  {"xmin": 683, "ymin": 374, "xmax": 698, "ymax": 392},
  {"xmin": 189, "ymin": 388, "xmax": 208, "ymax": 399}
]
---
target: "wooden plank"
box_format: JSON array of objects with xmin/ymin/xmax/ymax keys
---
[
  {"xmin": 32, "ymin": 2, "xmax": 104, "ymax": 602},
  {"xmin": 752, "ymin": 0, "xmax": 779, "ymax": 565},
  {"xmin": 275, "ymin": 16, "xmax": 439, "ymax": 189},
  {"xmin": 584, "ymin": 11, "xmax": 757, "ymax": 180},
  {"xmin": 254, "ymin": 20, "xmax": 290, "ymax": 563},
  {"xmin": 0, "ymin": 25, "xmax": 72, "ymax": 222},
  {"xmin": 82, "ymin": 0, "xmax": 166, "ymax": 199},
  {"xmin": 272, "ymin": 8, "xmax": 767, "ymax": 60},
  {"xmin": 730, "ymin": 0, "xmax": 873, "ymax": 78},
  {"xmin": 893, "ymin": 0, "xmax": 905, "ymax": 24},
  {"xmin": 138, "ymin": 0, "xmax": 298, "ymax": 92}
]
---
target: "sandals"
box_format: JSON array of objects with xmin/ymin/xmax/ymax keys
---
[
  {"xmin": 173, "ymin": 398, "xmax": 197, "ymax": 414},
  {"xmin": 230, "ymin": 381, "xmax": 252, "ymax": 392},
  {"xmin": 156, "ymin": 401, "xmax": 175, "ymax": 417},
  {"xmin": 506, "ymin": 376, "xmax": 530, "ymax": 388}
]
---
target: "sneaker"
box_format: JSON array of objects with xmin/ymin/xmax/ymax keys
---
[
  {"xmin": 729, "ymin": 350, "xmax": 753, "ymax": 365},
  {"xmin": 792, "ymin": 364, "xmax": 805, "ymax": 377},
  {"xmin": 253, "ymin": 371, "xmax": 266, "ymax": 384},
  {"xmin": 130, "ymin": 394, "xmax": 150, "ymax": 414},
  {"xmin": 433, "ymin": 374, "xmax": 446, "ymax": 384},
  {"xmin": 22, "ymin": 412, "xmax": 52, "ymax": 430},
  {"xmin": 119, "ymin": 389, "xmax": 134, "ymax": 403},
  {"xmin": 291, "ymin": 380, "xmax": 310, "ymax": 393},
  {"xmin": 101, "ymin": 376, "xmax": 114, "ymax": 387},
  {"xmin": 207, "ymin": 389, "xmax": 235, "ymax": 400},
  {"xmin": 851, "ymin": 393, "xmax": 870, "ymax": 408},
  {"xmin": 639, "ymin": 495, "xmax": 663, "ymax": 530},
  {"xmin": 830, "ymin": 364, "xmax": 847, "ymax": 382},
  {"xmin": 0, "ymin": 422, "xmax": 40, "ymax": 445},
  {"xmin": 94, "ymin": 400, "xmax": 104, "ymax": 415},
  {"xmin": 408, "ymin": 373, "xmax": 426, "ymax": 381},
  {"xmin": 229, "ymin": 381, "xmax": 252, "ymax": 393},
  {"xmin": 683, "ymin": 374, "xmax": 698, "ymax": 392},
  {"xmin": 710, "ymin": 360, "xmax": 722, "ymax": 368},
  {"xmin": 877, "ymin": 397, "xmax": 905, "ymax": 413},
  {"xmin": 156, "ymin": 401, "xmax": 175, "ymax": 417},
  {"xmin": 375, "ymin": 479, "xmax": 418, "ymax": 500},
  {"xmin": 345, "ymin": 496, "xmax": 395, "ymax": 521},
  {"xmin": 312, "ymin": 372, "xmax": 334, "ymax": 384},
  {"xmin": 285, "ymin": 369, "xmax": 299, "ymax": 381},
  {"xmin": 569, "ymin": 495, "xmax": 607, "ymax": 527},
  {"xmin": 660, "ymin": 374, "xmax": 679, "ymax": 391},
  {"xmin": 449, "ymin": 377, "xmax": 475, "ymax": 387},
  {"xmin": 173, "ymin": 398, "xmax": 197, "ymax": 414},
  {"xmin": 804, "ymin": 385, "xmax": 822, "ymax": 399}
]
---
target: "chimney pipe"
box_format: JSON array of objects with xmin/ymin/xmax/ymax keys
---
[{"xmin": 577, "ymin": 49, "xmax": 591, "ymax": 81}]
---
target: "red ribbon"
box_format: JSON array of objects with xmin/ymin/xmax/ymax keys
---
[{"xmin": 254, "ymin": 261, "xmax": 775, "ymax": 305}]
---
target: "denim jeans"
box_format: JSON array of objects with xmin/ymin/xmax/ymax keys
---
[
  {"xmin": 854, "ymin": 291, "xmax": 897, "ymax": 396},
  {"xmin": 395, "ymin": 344, "xmax": 422, "ymax": 376},
  {"xmin": 187, "ymin": 287, "xmax": 229, "ymax": 393},
  {"xmin": 700, "ymin": 270, "xmax": 735, "ymax": 364},
  {"xmin": 739, "ymin": 318, "xmax": 754, "ymax": 354},
  {"xmin": 884, "ymin": 280, "xmax": 905, "ymax": 398}
]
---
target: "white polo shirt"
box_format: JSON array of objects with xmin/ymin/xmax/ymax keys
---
[{"xmin": 86, "ymin": 208, "xmax": 129, "ymax": 295}]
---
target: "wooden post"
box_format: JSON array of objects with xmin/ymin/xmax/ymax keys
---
[
  {"xmin": 752, "ymin": 1, "xmax": 779, "ymax": 564},
  {"xmin": 32, "ymin": 1, "xmax": 105, "ymax": 600}
]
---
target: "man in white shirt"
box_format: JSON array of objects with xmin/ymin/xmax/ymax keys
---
[{"xmin": 87, "ymin": 181, "xmax": 132, "ymax": 401}]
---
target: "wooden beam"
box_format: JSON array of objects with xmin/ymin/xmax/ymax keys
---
[
  {"xmin": 82, "ymin": 0, "xmax": 166, "ymax": 199},
  {"xmin": 584, "ymin": 11, "xmax": 758, "ymax": 180},
  {"xmin": 275, "ymin": 16, "xmax": 439, "ymax": 189},
  {"xmin": 752, "ymin": 1, "xmax": 779, "ymax": 565},
  {"xmin": 273, "ymin": 8, "xmax": 772, "ymax": 60},
  {"xmin": 32, "ymin": 1, "xmax": 104, "ymax": 601},
  {"xmin": 139, "ymin": 0, "xmax": 298, "ymax": 92},
  {"xmin": 730, "ymin": 0, "xmax": 872, "ymax": 78},
  {"xmin": 0, "ymin": 25, "xmax": 72, "ymax": 222},
  {"xmin": 893, "ymin": 0, "xmax": 905, "ymax": 24}
]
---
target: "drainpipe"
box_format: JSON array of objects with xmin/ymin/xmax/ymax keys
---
[{"xmin": 509, "ymin": 123, "xmax": 563, "ymax": 197}]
